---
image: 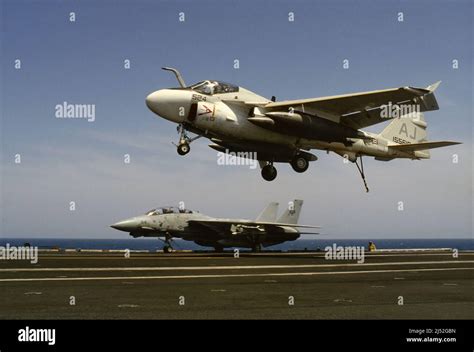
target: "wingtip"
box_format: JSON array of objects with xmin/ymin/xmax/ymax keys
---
[{"xmin": 427, "ymin": 80, "xmax": 442, "ymax": 92}]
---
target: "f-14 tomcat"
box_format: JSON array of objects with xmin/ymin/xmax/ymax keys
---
[
  {"xmin": 146, "ymin": 67, "xmax": 460, "ymax": 191},
  {"xmin": 111, "ymin": 200, "xmax": 319, "ymax": 253}
]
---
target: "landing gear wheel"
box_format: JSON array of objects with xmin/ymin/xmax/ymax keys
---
[
  {"xmin": 290, "ymin": 155, "xmax": 309, "ymax": 173},
  {"xmin": 163, "ymin": 245, "xmax": 173, "ymax": 253},
  {"xmin": 214, "ymin": 246, "xmax": 224, "ymax": 253},
  {"xmin": 177, "ymin": 143, "xmax": 190, "ymax": 156},
  {"xmin": 261, "ymin": 164, "xmax": 277, "ymax": 181}
]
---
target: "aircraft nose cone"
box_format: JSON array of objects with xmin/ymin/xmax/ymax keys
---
[
  {"xmin": 146, "ymin": 89, "xmax": 173, "ymax": 117},
  {"xmin": 145, "ymin": 89, "xmax": 188, "ymax": 123},
  {"xmin": 145, "ymin": 90, "xmax": 162, "ymax": 112},
  {"xmin": 110, "ymin": 218, "xmax": 138, "ymax": 232}
]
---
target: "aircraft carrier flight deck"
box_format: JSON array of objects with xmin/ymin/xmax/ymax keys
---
[{"xmin": 1, "ymin": 249, "xmax": 472, "ymax": 319}]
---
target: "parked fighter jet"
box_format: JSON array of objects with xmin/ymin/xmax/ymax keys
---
[
  {"xmin": 110, "ymin": 200, "xmax": 319, "ymax": 252},
  {"xmin": 146, "ymin": 68, "xmax": 460, "ymax": 191}
]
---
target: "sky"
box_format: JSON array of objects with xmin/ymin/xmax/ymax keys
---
[{"xmin": 1, "ymin": 0, "xmax": 472, "ymax": 239}]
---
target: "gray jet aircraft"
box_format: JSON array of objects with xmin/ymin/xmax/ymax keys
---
[
  {"xmin": 110, "ymin": 200, "xmax": 319, "ymax": 252},
  {"xmin": 146, "ymin": 68, "xmax": 460, "ymax": 191}
]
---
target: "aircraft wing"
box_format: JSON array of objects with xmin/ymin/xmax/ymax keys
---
[
  {"xmin": 389, "ymin": 141, "xmax": 461, "ymax": 151},
  {"xmin": 221, "ymin": 99, "xmax": 269, "ymax": 107},
  {"xmin": 188, "ymin": 219, "xmax": 319, "ymax": 235},
  {"xmin": 186, "ymin": 220, "xmax": 231, "ymax": 236},
  {"xmin": 263, "ymin": 82, "xmax": 441, "ymax": 129}
]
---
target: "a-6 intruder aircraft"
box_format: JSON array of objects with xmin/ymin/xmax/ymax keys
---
[
  {"xmin": 146, "ymin": 68, "xmax": 460, "ymax": 191},
  {"xmin": 110, "ymin": 200, "xmax": 319, "ymax": 252}
]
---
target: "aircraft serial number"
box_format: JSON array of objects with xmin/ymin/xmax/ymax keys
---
[
  {"xmin": 192, "ymin": 94, "xmax": 206, "ymax": 102},
  {"xmin": 393, "ymin": 136, "xmax": 410, "ymax": 144}
]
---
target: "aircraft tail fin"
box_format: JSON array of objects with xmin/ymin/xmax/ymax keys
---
[
  {"xmin": 380, "ymin": 111, "xmax": 461, "ymax": 158},
  {"xmin": 277, "ymin": 199, "xmax": 303, "ymax": 225},
  {"xmin": 256, "ymin": 202, "xmax": 279, "ymax": 222},
  {"xmin": 379, "ymin": 111, "xmax": 428, "ymax": 144}
]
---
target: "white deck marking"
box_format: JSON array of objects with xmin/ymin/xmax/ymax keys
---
[
  {"xmin": 34, "ymin": 252, "xmax": 474, "ymax": 260},
  {"xmin": 1, "ymin": 260, "xmax": 472, "ymax": 272},
  {"xmin": 334, "ymin": 298, "xmax": 352, "ymax": 303},
  {"xmin": 0, "ymin": 267, "xmax": 472, "ymax": 283}
]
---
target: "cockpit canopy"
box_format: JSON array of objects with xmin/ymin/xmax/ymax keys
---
[
  {"xmin": 189, "ymin": 80, "xmax": 239, "ymax": 95},
  {"xmin": 145, "ymin": 206, "xmax": 193, "ymax": 216}
]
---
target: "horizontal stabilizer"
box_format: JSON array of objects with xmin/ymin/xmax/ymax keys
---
[{"xmin": 389, "ymin": 141, "xmax": 461, "ymax": 152}]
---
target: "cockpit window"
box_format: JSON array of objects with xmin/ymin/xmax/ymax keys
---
[
  {"xmin": 189, "ymin": 80, "xmax": 239, "ymax": 95},
  {"xmin": 145, "ymin": 209, "xmax": 162, "ymax": 216},
  {"xmin": 162, "ymin": 207, "xmax": 175, "ymax": 214},
  {"xmin": 145, "ymin": 207, "xmax": 193, "ymax": 216}
]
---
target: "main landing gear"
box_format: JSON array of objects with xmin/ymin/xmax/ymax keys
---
[
  {"xmin": 354, "ymin": 155, "xmax": 369, "ymax": 193},
  {"xmin": 290, "ymin": 154, "xmax": 309, "ymax": 173},
  {"xmin": 260, "ymin": 154, "xmax": 310, "ymax": 181},
  {"xmin": 261, "ymin": 162, "xmax": 278, "ymax": 181},
  {"xmin": 174, "ymin": 124, "xmax": 201, "ymax": 156}
]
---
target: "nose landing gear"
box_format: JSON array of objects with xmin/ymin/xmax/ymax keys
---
[
  {"xmin": 160, "ymin": 232, "xmax": 174, "ymax": 253},
  {"xmin": 163, "ymin": 244, "xmax": 173, "ymax": 253},
  {"xmin": 177, "ymin": 142, "xmax": 190, "ymax": 156},
  {"xmin": 252, "ymin": 243, "xmax": 262, "ymax": 253},
  {"xmin": 174, "ymin": 124, "xmax": 201, "ymax": 156}
]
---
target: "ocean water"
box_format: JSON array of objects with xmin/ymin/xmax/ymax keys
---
[{"xmin": 1, "ymin": 238, "xmax": 472, "ymax": 251}]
